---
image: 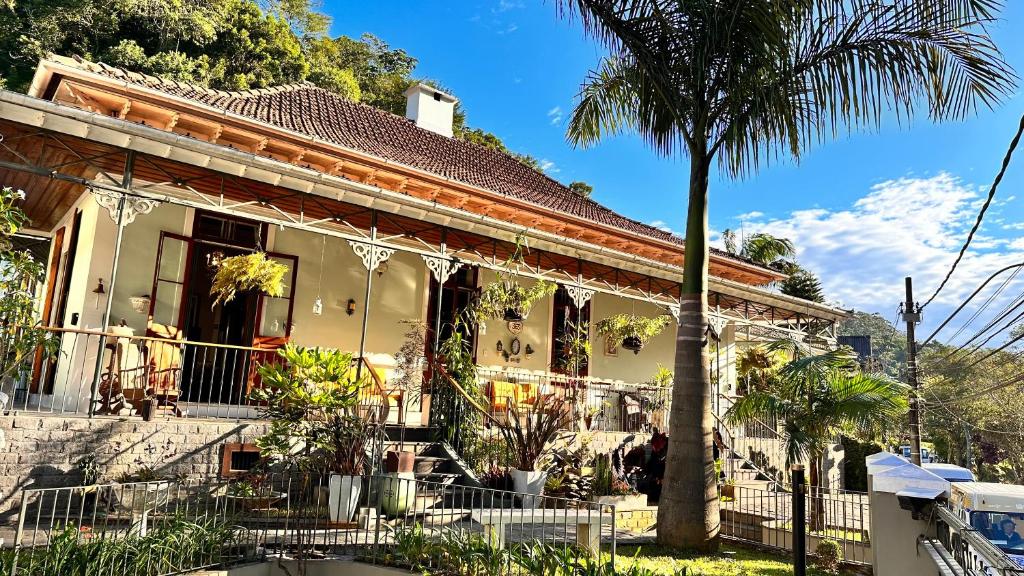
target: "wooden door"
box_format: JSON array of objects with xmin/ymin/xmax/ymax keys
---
[
  {"xmin": 246, "ymin": 252, "xmax": 298, "ymax": 396},
  {"xmin": 30, "ymin": 227, "xmax": 64, "ymax": 393}
]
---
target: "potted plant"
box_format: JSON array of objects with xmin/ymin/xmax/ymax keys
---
[
  {"xmin": 251, "ymin": 345, "xmax": 377, "ymax": 524},
  {"xmin": 497, "ymin": 401, "xmax": 573, "ymax": 507},
  {"xmin": 595, "ymin": 313, "xmax": 671, "ymax": 354},
  {"xmin": 469, "ymin": 240, "xmax": 557, "ymax": 322},
  {"xmin": 222, "ymin": 474, "xmax": 287, "ymax": 510},
  {"xmin": 210, "ymin": 251, "xmax": 287, "ymax": 306}
]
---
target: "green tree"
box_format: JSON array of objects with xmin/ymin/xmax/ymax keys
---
[
  {"xmin": 560, "ymin": 0, "xmax": 1013, "ymax": 550},
  {"xmin": 781, "ymin": 268, "xmax": 825, "ymax": 303},
  {"xmin": 0, "ymin": 187, "xmax": 55, "ymax": 385},
  {"xmin": 569, "ymin": 181, "xmax": 593, "ymax": 197},
  {"xmin": 727, "ymin": 344, "xmax": 907, "ymax": 525},
  {"xmin": 208, "ymin": 0, "xmax": 308, "ymax": 90},
  {"xmin": 838, "ymin": 311, "xmax": 906, "ymax": 379}
]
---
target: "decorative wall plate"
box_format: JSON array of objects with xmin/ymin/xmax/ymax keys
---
[
  {"xmin": 507, "ymin": 320, "xmax": 524, "ymax": 335},
  {"xmin": 509, "ymin": 337, "xmax": 521, "ymax": 356}
]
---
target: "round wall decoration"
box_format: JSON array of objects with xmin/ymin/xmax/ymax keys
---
[
  {"xmin": 507, "ymin": 320, "xmax": 524, "ymax": 335},
  {"xmin": 509, "ymin": 337, "xmax": 522, "ymax": 356}
]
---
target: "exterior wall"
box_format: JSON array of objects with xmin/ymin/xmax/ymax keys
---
[
  {"xmin": 588, "ymin": 292, "xmax": 674, "ymax": 383},
  {"xmin": 108, "ymin": 203, "xmax": 191, "ymax": 332},
  {"xmin": 270, "ymin": 227, "xmax": 429, "ymax": 360},
  {"xmin": 0, "ymin": 415, "xmax": 268, "ymax": 517},
  {"xmin": 475, "ymin": 275, "xmax": 554, "ymax": 373}
]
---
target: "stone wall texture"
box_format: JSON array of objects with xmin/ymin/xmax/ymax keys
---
[{"xmin": 0, "ymin": 415, "xmax": 269, "ymax": 520}]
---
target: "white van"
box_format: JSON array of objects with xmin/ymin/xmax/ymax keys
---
[{"xmin": 949, "ymin": 482, "xmax": 1024, "ymax": 568}]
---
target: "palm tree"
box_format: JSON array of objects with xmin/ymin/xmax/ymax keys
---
[
  {"xmin": 726, "ymin": 343, "xmax": 907, "ymax": 527},
  {"xmin": 559, "ymin": 0, "xmax": 1013, "ymax": 550},
  {"xmin": 722, "ymin": 230, "xmax": 796, "ymax": 271}
]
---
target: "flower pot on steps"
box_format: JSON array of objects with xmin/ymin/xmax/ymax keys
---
[{"xmin": 378, "ymin": 472, "xmax": 417, "ymax": 517}]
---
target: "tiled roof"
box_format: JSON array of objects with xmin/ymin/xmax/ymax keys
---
[{"xmin": 65, "ymin": 57, "xmax": 753, "ymax": 263}]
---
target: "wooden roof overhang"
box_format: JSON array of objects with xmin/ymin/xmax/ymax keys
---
[
  {"xmin": 0, "ymin": 89, "xmax": 848, "ymax": 327},
  {"xmin": 28, "ymin": 58, "xmax": 782, "ymax": 287}
]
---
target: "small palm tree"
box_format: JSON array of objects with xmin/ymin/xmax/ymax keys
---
[
  {"xmin": 726, "ymin": 343, "xmax": 907, "ymax": 527},
  {"xmin": 559, "ymin": 0, "xmax": 1013, "ymax": 550},
  {"xmin": 723, "ymin": 230, "xmax": 796, "ymax": 271}
]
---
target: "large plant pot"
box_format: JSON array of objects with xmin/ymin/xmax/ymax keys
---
[
  {"xmin": 140, "ymin": 398, "xmax": 159, "ymax": 421},
  {"xmin": 621, "ymin": 336, "xmax": 644, "ymax": 354},
  {"xmin": 328, "ymin": 474, "xmax": 362, "ymax": 523},
  {"xmin": 511, "ymin": 469, "xmax": 547, "ymax": 508},
  {"xmin": 385, "ymin": 451, "xmax": 416, "ymax": 474},
  {"xmin": 378, "ymin": 472, "xmax": 417, "ymax": 517}
]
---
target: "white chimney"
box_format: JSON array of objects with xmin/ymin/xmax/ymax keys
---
[{"xmin": 404, "ymin": 83, "xmax": 458, "ymax": 138}]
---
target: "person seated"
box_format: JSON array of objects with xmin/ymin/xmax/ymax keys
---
[{"xmin": 999, "ymin": 518, "xmax": 1023, "ymax": 548}]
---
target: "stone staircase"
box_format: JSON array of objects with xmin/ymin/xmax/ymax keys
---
[{"xmin": 715, "ymin": 394, "xmax": 787, "ymax": 491}]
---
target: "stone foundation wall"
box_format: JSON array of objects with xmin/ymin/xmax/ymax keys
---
[
  {"xmin": 615, "ymin": 506, "xmax": 657, "ymax": 532},
  {"xmin": 0, "ymin": 415, "xmax": 268, "ymax": 519}
]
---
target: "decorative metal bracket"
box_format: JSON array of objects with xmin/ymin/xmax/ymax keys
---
[
  {"xmin": 348, "ymin": 241, "xmax": 395, "ymax": 271},
  {"xmin": 565, "ymin": 285, "xmax": 595, "ymax": 309},
  {"xmin": 667, "ymin": 303, "xmax": 681, "ymax": 322},
  {"xmin": 92, "ymin": 189, "xmax": 158, "ymax": 225},
  {"xmin": 422, "ymin": 255, "xmax": 462, "ymax": 285}
]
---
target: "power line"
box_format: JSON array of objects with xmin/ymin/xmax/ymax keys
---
[
  {"xmin": 941, "ymin": 266, "xmax": 1021, "ymax": 346},
  {"xmin": 921, "ymin": 112, "xmax": 1024, "ymax": 310},
  {"xmin": 921, "ymin": 261, "xmax": 1024, "ymax": 346}
]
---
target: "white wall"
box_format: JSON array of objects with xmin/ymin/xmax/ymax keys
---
[
  {"xmin": 475, "ymin": 275, "xmax": 554, "ymax": 372},
  {"xmin": 270, "ymin": 227, "xmax": 429, "ymax": 361},
  {"xmin": 588, "ymin": 292, "xmax": 676, "ymax": 383}
]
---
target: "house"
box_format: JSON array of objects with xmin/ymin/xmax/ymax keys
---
[{"xmin": 0, "ymin": 55, "xmax": 846, "ymax": 488}]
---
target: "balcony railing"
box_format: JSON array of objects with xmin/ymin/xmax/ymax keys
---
[
  {"xmin": 1, "ymin": 327, "xmax": 396, "ymax": 422},
  {"xmin": 475, "ymin": 367, "xmax": 671, "ymax": 434}
]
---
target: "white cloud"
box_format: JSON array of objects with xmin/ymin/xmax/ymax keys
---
[
  {"xmin": 495, "ymin": 0, "xmax": 523, "ymax": 12},
  {"xmin": 496, "ymin": 23, "xmax": 519, "ymax": 35},
  {"xmin": 731, "ymin": 173, "xmax": 1024, "ymax": 342},
  {"xmin": 539, "ymin": 159, "xmax": 559, "ymax": 173},
  {"xmin": 547, "ymin": 106, "xmax": 564, "ymax": 126},
  {"xmin": 737, "ymin": 211, "xmax": 764, "ymax": 221},
  {"xmin": 650, "ymin": 220, "xmax": 677, "ymax": 235}
]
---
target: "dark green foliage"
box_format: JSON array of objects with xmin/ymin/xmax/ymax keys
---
[
  {"xmin": 840, "ymin": 435, "xmax": 883, "ymax": 492},
  {"xmin": 781, "ymin": 268, "xmax": 826, "ymax": 303}
]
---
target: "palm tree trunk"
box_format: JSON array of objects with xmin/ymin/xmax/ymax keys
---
[
  {"xmin": 657, "ymin": 148, "xmax": 719, "ymax": 551},
  {"xmin": 808, "ymin": 454, "xmax": 825, "ymax": 532}
]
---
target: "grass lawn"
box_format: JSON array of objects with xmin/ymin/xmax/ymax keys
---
[{"xmin": 610, "ymin": 543, "xmax": 847, "ymax": 575}]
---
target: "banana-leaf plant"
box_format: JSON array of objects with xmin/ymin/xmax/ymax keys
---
[{"xmin": 595, "ymin": 313, "xmax": 671, "ymax": 354}]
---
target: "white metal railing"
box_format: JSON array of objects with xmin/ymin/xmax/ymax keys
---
[{"xmin": 475, "ymin": 367, "xmax": 670, "ymax": 433}]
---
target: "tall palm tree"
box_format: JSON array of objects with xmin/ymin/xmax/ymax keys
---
[
  {"xmin": 726, "ymin": 344, "xmax": 908, "ymax": 527},
  {"xmin": 559, "ymin": 0, "xmax": 1014, "ymax": 550}
]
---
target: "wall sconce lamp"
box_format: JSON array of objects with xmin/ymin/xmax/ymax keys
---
[
  {"xmin": 496, "ymin": 340, "xmax": 504, "ymax": 353},
  {"xmin": 346, "ymin": 298, "xmax": 357, "ymax": 316}
]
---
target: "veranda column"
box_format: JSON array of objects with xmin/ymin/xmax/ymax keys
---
[
  {"xmin": 87, "ymin": 151, "xmax": 159, "ymax": 415},
  {"xmin": 348, "ymin": 211, "xmax": 395, "ymax": 379}
]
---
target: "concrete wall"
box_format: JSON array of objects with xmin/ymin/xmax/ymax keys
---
[
  {"xmin": 868, "ymin": 483, "xmax": 937, "ymax": 576},
  {"xmin": 0, "ymin": 414, "xmax": 267, "ymax": 519}
]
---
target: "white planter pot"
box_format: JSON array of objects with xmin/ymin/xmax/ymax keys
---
[
  {"xmin": 511, "ymin": 469, "xmax": 547, "ymax": 508},
  {"xmin": 328, "ymin": 474, "xmax": 362, "ymax": 523}
]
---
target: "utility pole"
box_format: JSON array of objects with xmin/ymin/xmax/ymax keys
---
[{"xmin": 903, "ymin": 276, "xmax": 923, "ymax": 466}]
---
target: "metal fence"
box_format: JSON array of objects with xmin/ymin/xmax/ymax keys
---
[
  {"xmin": 475, "ymin": 367, "xmax": 670, "ymax": 434},
  {"xmin": 6, "ymin": 473, "xmax": 617, "ymax": 576},
  {"xmin": 2, "ymin": 327, "xmax": 397, "ymax": 423},
  {"xmin": 720, "ymin": 483, "xmax": 871, "ymax": 565}
]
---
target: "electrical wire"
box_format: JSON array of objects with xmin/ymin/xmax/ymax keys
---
[
  {"xmin": 921, "ymin": 261, "xmax": 1024, "ymax": 346},
  {"xmin": 921, "ymin": 113, "xmax": 1024, "ymax": 310},
  {"xmin": 940, "ymin": 266, "xmax": 1021, "ymax": 346}
]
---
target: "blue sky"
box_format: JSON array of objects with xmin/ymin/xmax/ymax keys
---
[{"xmin": 323, "ymin": 1, "xmax": 1024, "ymax": 342}]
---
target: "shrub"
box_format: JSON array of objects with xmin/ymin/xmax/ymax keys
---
[{"xmin": 815, "ymin": 538, "xmax": 843, "ymax": 573}]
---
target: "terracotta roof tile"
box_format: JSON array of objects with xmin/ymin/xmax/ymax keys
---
[{"xmin": 67, "ymin": 56, "xmax": 761, "ymax": 264}]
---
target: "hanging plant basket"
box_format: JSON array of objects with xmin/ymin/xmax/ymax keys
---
[
  {"xmin": 503, "ymin": 308, "xmax": 524, "ymax": 322},
  {"xmin": 596, "ymin": 313, "xmax": 671, "ymax": 356},
  {"xmin": 210, "ymin": 252, "xmax": 287, "ymax": 307},
  {"xmin": 621, "ymin": 336, "xmax": 644, "ymax": 354},
  {"xmin": 471, "ymin": 272, "xmax": 556, "ymax": 323}
]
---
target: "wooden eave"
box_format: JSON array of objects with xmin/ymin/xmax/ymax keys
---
[{"xmin": 41, "ymin": 71, "xmax": 781, "ymax": 286}]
